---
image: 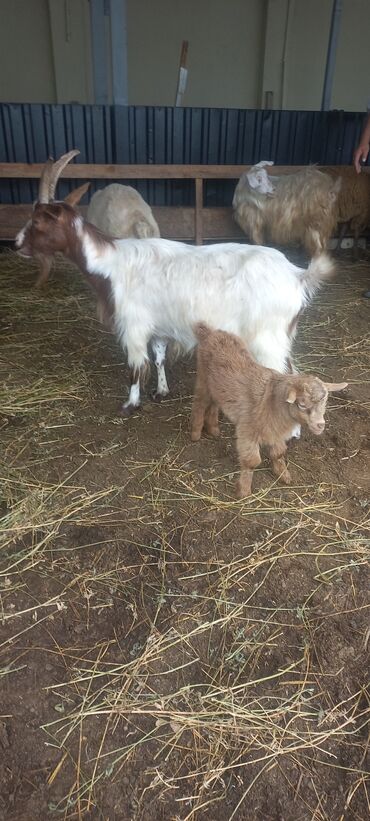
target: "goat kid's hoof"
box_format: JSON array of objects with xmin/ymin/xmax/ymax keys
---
[
  {"xmin": 207, "ymin": 426, "xmax": 221, "ymax": 439},
  {"xmin": 280, "ymin": 470, "xmax": 292, "ymax": 485},
  {"xmin": 236, "ymin": 480, "xmax": 252, "ymax": 499},
  {"xmin": 120, "ymin": 403, "xmax": 141, "ymax": 417},
  {"xmin": 190, "ymin": 430, "xmax": 202, "ymax": 442}
]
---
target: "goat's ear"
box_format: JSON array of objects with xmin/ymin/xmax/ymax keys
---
[
  {"xmin": 64, "ymin": 182, "xmax": 90, "ymax": 207},
  {"xmin": 35, "ymin": 205, "xmax": 62, "ymax": 222},
  {"xmin": 324, "ymin": 381, "xmax": 348, "ymax": 393},
  {"xmin": 286, "ymin": 387, "xmax": 297, "ymax": 404}
]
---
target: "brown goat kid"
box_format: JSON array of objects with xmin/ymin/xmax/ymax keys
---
[{"xmin": 190, "ymin": 325, "xmax": 347, "ymax": 498}]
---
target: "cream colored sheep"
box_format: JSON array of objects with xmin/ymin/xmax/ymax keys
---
[
  {"xmin": 87, "ymin": 183, "xmax": 160, "ymax": 239},
  {"xmin": 233, "ymin": 164, "xmax": 341, "ymax": 256}
]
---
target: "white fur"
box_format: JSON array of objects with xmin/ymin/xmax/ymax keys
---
[
  {"xmin": 78, "ymin": 232, "xmax": 330, "ymax": 405},
  {"xmin": 151, "ymin": 338, "xmax": 169, "ymax": 397},
  {"xmin": 15, "ymin": 224, "xmax": 27, "ymax": 247},
  {"xmin": 124, "ymin": 379, "xmax": 140, "ymax": 409}
]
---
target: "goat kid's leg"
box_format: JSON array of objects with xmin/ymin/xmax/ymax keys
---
[
  {"xmin": 269, "ymin": 442, "xmax": 291, "ymax": 485},
  {"xmin": 190, "ymin": 394, "xmax": 208, "ymax": 441},
  {"xmin": 204, "ymin": 402, "xmax": 220, "ymax": 438},
  {"xmin": 235, "ymin": 426, "xmax": 261, "ymax": 498},
  {"xmin": 150, "ymin": 337, "xmax": 169, "ymax": 401}
]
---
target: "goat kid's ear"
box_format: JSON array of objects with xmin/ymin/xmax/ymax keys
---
[
  {"xmin": 324, "ymin": 381, "xmax": 348, "ymax": 393},
  {"xmin": 286, "ymin": 387, "xmax": 297, "ymax": 404}
]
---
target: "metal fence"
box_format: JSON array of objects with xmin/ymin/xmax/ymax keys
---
[{"xmin": 0, "ymin": 103, "xmax": 366, "ymax": 206}]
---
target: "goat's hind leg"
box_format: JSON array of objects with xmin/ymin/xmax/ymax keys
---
[
  {"xmin": 268, "ymin": 442, "xmax": 291, "ymax": 485},
  {"xmin": 150, "ymin": 337, "xmax": 169, "ymax": 401}
]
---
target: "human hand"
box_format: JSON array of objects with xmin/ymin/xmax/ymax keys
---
[{"xmin": 354, "ymin": 142, "xmax": 370, "ymax": 173}]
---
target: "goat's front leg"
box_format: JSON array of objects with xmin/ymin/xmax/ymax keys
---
[
  {"xmin": 35, "ymin": 254, "xmax": 52, "ymax": 288},
  {"xmin": 268, "ymin": 441, "xmax": 291, "ymax": 485},
  {"xmin": 150, "ymin": 337, "xmax": 169, "ymax": 401},
  {"xmin": 121, "ymin": 367, "xmax": 144, "ymax": 416},
  {"xmin": 235, "ymin": 425, "xmax": 261, "ymax": 498}
]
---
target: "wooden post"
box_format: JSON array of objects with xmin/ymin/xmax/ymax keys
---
[{"xmin": 195, "ymin": 177, "xmax": 203, "ymax": 245}]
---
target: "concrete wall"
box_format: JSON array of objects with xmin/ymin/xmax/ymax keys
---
[
  {"xmin": 0, "ymin": 0, "xmax": 56, "ymax": 103},
  {"xmin": 0, "ymin": 0, "xmax": 369, "ymax": 112},
  {"xmin": 127, "ymin": 0, "xmax": 266, "ymax": 108}
]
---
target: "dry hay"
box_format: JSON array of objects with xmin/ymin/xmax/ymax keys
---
[{"xmin": 0, "ymin": 249, "xmax": 369, "ymax": 819}]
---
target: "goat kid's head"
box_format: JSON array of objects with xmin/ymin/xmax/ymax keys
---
[
  {"xmin": 15, "ymin": 150, "xmax": 86, "ymax": 260},
  {"xmin": 285, "ymin": 376, "xmax": 347, "ymax": 435}
]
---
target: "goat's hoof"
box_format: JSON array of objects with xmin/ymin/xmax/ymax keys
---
[
  {"xmin": 190, "ymin": 430, "xmax": 202, "ymax": 442},
  {"xmin": 120, "ymin": 403, "xmax": 141, "ymax": 417},
  {"xmin": 151, "ymin": 391, "xmax": 168, "ymax": 403}
]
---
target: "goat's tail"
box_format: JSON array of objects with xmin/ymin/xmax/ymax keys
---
[
  {"xmin": 194, "ymin": 322, "xmax": 212, "ymax": 345},
  {"xmin": 303, "ymin": 253, "xmax": 335, "ymax": 299}
]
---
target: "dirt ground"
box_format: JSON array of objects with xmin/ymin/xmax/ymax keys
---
[{"xmin": 0, "ymin": 248, "xmax": 369, "ymax": 821}]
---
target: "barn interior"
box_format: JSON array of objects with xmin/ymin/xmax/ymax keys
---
[{"xmin": 0, "ymin": 3, "xmax": 369, "ymax": 820}]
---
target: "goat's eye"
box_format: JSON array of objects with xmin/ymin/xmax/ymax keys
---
[{"xmin": 298, "ymin": 402, "xmax": 307, "ymax": 411}]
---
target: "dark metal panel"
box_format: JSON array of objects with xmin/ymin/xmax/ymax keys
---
[{"xmin": 0, "ymin": 103, "xmax": 368, "ymax": 207}]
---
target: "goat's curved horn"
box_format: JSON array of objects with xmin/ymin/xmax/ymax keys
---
[
  {"xmin": 38, "ymin": 157, "xmax": 54, "ymax": 204},
  {"xmin": 48, "ymin": 149, "xmax": 80, "ymax": 201}
]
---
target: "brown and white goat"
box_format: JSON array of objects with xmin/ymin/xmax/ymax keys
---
[
  {"xmin": 16, "ymin": 151, "xmax": 335, "ymax": 414},
  {"xmin": 27, "ymin": 151, "xmax": 90, "ymax": 287},
  {"xmin": 190, "ymin": 324, "xmax": 347, "ymax": 498}
]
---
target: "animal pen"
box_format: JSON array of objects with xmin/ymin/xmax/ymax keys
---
[{"xmin": 0, "ymin": 104, "xmax": 369, "ymax": 821}]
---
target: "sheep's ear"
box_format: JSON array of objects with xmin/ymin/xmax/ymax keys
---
[
  {"xmin": 247, "ymin": 172, "xmax": 260, "ymax": 190},
  {"xmin": 324, "ymin": 381, "xmax": 348, "ymax": 393},
  {"xmin": 286, "ymin": 387, "xmax": 297, "ymax": 404}
]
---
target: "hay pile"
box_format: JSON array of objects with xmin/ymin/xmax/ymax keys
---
[{"xmin": 0, "ymin": 250, "xmax": 369, "ymax": 819}]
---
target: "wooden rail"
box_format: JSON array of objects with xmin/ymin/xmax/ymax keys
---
[{"xmin": 0, "ymin": 163, "xmax": 358, "ymax": 244}]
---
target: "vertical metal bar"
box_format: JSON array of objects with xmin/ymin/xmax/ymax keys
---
[
  {"xmin": 321, "ymin": 0, "xmax": 342, "ymax": 111},
  {"xmin": 110, "ymin": 0, "xmax": 128, "ymax": 105},
  {"xmin": 195, "ymin": 178, "xmax": 203, "ymax": 245},
  {"xmin": 90, "ymin": 0, "xmax": 109, "ymax": 104}
]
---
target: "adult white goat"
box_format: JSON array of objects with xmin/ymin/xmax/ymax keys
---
[
  {"xmin": 233, "ymin": 161, "xmax": 341, "ymax": 256},
  {"xmin": 16, "ymin": 152, "xmax": 334, "ymax": 414}
]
